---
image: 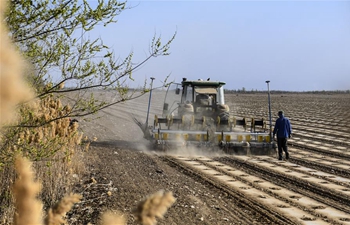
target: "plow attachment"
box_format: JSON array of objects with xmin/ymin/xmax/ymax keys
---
[{"xmin": 151, "ymin": 129, "xmax": 277, "ymax": 156}]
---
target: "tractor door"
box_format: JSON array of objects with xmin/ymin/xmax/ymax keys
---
[{"xmin": 162, "ymin": 83, "xmax": 181, "ymax": 117}]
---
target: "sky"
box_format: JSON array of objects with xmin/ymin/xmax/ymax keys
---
[{"xmin": 89, "ymin": 0, "xmax": 350, "ymax": 91}]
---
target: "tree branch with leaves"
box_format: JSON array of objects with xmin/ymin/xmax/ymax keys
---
[{"xmin": 6, "ymin": 0, "xmax": 176, "ymax": 126}]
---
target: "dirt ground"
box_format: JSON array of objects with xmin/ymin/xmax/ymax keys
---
[{"xmin": 67, "ymin": 91, "xmax": 350, "ymax": 225}]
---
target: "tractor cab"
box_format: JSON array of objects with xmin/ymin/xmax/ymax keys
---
[{"xmin": 162, "ymin": 78, "xmax": 227, "ymax": 120}]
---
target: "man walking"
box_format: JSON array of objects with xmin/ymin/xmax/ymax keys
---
[{"xmin": 273, "ymin": 111, "xmax": 292, "ymax": 160}]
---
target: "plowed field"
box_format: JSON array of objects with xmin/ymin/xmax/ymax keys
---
[{"xmin": 71, "ymin": 91, "xmax": 350, "ymax": 225}]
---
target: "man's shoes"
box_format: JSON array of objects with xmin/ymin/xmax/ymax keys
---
[{"xmin": 278, "ymin": 158, "xmax": 282, "ymax": 161}]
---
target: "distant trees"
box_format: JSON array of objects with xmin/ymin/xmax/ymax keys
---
[{"xmin": 225, "ymin": 89, "xmax": 350, "ymax": 94}]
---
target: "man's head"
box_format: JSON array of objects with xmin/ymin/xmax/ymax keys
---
[{"xmin": 278, "ymin": 110, "xmax": 284, "ymax": 117}]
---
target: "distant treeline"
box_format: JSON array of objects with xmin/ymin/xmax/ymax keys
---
[
  {"xmin": 62, "ymin": 87, "xmax": 350, "ymax": 95},
  {"xmin": 224, "ymin": 89, "xmax": 350, "ymax": 94}
]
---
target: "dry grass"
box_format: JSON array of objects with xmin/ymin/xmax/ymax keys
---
[
  {"xmin": 12, "ymin": 156, "xmax": 84, "ymax": 225},
  {"xmin": 0, "ymin": 93, "xmax": 87, "ymax": 217},
  {"xmin": 0, "ymin": 0, "xmax": 37, "ymax": 221},
  {"xmin": 0, "ymin": 0, "xmax": 175, "ymax": 224},
  {"xmin": 100, "ymin": 211, "xmax": 127, "ymax": 225},
  {"xmin": 45, "ymin": 193, "xmax": 82, "ymax": 225},
  {"xmin": 0, "ymin": 0, "xmax": 82, "ymax": 222},
  {"xmin": 12, "ymin": 157, "xmax": 175, "ymax": 225},
  {"xmin": 13, "ymin": 157, "xmax": 43, "ymax": 225},
  {"xmin": 133, "ymin": 190, "xmax": 176, "ymax": 225},
  {"xmin": 0, "ymin": 0, "xmax": 33, "ymax": 128},
  {"xmin": 12, "ymin": 155, "xmax": 175, "ymax": 225}
]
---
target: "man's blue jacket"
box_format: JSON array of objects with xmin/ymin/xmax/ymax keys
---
[{"xmin": 273, "ymin": 115, "xmax": 292, "ymax": 138}]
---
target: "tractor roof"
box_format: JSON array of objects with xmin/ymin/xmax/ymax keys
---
[{"xmin": 182, "ymin": 80, "xmax": 226, "ymax": 87}]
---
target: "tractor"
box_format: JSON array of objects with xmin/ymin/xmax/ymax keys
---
[{"xmin": 150, "ymin": 78, "xmax": 276, "ymax": 155}]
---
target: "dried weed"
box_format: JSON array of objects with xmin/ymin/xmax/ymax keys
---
[
  {"xmin": 45, "ymin": 193, "xmax": 82, "ymax": 225},
  {"xmin": 133, "ymin": 190, "xmax": 176, "ymax": 225},
  {"xmin": 0, "ymin": 0, "xmax": 34, "ymax": 127},
  {"xmin": 13, "ymin": 157, "xmax": 43, "ymax": 225},
  {"xmin": 100, "ymin": 211, "xmax": 126, "ymax": 225}
]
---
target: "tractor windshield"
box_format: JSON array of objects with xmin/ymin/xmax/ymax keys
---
[
  {"xmin": 182, "ymin": 85, "xmax": 193, "ymax": 103},
  {"xmin": 194, "ymin": 86, "xmax": 225, "ymax": 105}
]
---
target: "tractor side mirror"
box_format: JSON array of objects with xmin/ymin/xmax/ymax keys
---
[
  {"xmin": 163, "ymin": 103, "xmax": 169, "ymax": 111},
  {"xmin": 175, "ymin": 88, "xmax": 180, "ymax": 95}
]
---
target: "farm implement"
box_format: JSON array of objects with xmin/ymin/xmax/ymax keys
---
[{"xmin": 149, "ymin": 78, "xmax": 276, "ymax": 155}]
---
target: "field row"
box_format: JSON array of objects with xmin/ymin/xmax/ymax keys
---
[{"xmin": 166, "ymin": 155, "xmax": 350, "ymax": 225}]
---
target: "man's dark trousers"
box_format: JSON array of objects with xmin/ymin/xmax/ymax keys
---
[{"xmin": 277, "ymin": 138, "xmax": 289, "ymax": 160}]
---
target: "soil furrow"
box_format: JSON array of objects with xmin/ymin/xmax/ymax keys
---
[
  {"xmin": 288, "ymin": 153, "xmax": 350, "ymax": 180},
  {"xmin": 290, "ymin": 141, "xmax": 350, "ymax": 159},
  {"xmin": 217, "ymin": 156, "xmax": 350, "ymax": 215},
  {"xmin": 161, "ymin": 155, "xmax": 300, "ymax": 225},
  {"xmin": 196, "ymin": 157, "xmax": 350, "ymax": 225}
]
